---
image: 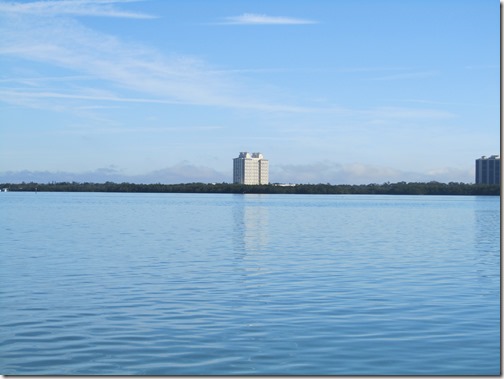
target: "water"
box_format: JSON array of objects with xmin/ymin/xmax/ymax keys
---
[{"xmin": 0, "ymin": 192, "xmax": 500, "ymax": 375}]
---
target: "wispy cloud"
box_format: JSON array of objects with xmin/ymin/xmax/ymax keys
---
[
  {"xmin": 220, "ymin": 13, "xmax": 317, "ymax": 25},
  {"xmin": 365, "ymin": 106, "xmax": 456, "ymax": 120},
  {"xmin": 0, "ymin": 5, "xmax": 316, "ymax": 113},
  {"xmin": 57, "ymin": 125, "xmax": 223, "ymax": 136},
  {"xmin": 208, "ymin": 67, "xmax": 409, "ymax": 75},
  {"xmin": 368, "ymin": 70, "xmax": 438, "ymax": 81},
  {"xmin": 0, "ymin": 0, "xmax": 156, "ymax": 19},
  {"xmin": 0, "ymin": 88, "xmax": 318, "ymax": 114},
  {"xmin": 0, "ymin": 2, "xmax": 454, "ymax": 121},
  {"xmin": 386, "ymin": 98, "xmax": 486, "ymax": 107},
  {"xmin": 0, "ymin": 90, "xmax": 188, "ymax": 106},
  {"xmin": 0, "ymin": 75, "xmax": 92, "ymax": 85}
]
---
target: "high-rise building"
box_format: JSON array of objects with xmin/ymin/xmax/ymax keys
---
[
  {"xmin": 475, "ymin": 155, "xmax": 501, "ymax": 184},
  {"xmin": 233, "ymin": 152, "xmax": 269, "ymax": 185}
]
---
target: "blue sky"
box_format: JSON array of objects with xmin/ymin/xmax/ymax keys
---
[{"xmin": 0, "ymin": 0, "xmax": 499, "ymax": 184}]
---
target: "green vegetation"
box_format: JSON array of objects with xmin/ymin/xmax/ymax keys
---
[{"xmin": 0, "ymin": 181, "xmax": 500, "ymax": 196}]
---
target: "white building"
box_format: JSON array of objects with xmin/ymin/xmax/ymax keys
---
[{"xmin": 233, "ymin": 152, "xmax": 269, "ymax": 185}]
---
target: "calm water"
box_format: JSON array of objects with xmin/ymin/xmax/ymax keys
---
[{"xmin": 0, "ymin": 192, "xmax": 500, "ymax": 375}]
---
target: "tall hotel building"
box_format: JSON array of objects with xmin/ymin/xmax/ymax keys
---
[
  {"xmin": 233, "ymin": 152, "xmax": 269, "ymax": 185},
  {"xmin": 475, "ymin": 155, "xmax": 501, "ymax": 184}
]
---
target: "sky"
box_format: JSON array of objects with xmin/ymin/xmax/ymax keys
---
[{"xmin": 0, "ymin": 0, "xmax": 500, "ymax": 184}]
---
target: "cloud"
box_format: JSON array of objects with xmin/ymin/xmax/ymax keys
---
[
  {"xmin": 143, "ymin": 163, "xmax": 228, "ymax": 184},
  {"xmin": 271, "ymin": 162, "xmax": 399, "ymax": 184},
  {"xmin": 368, "ymin": 70, "xmax": 438, "ymax": 81},
  {"xmin": 0, "ymin": 0, "xmax": 156, "ymax": 19},
  {"xmin": 221, "ymin": 13, "xmax": 317, "ymax": 25},
  {"xmin": 0, "ymin": 161, "xmax": 474, "ymax": 185},
  {"xmin": 0, "ymin": 88, "xmax": 316, "ymax": 114},
  {"xmin": 271, "ymin": 161, "xmax": 473, "ymax": 184},
  {"xmin": 55, "ymin": 124, "xmax": 223, "ymax": 135},
  {"xmin": 0, "ymin": 89, "xmax": 187, "ymax": 107},
  {"xmin": 0, "ymin": 16, "xmax": 220, "ymax": 104},
  {"xmin": 0, "ymin": 163, "xmax": 229, "ymax": 184},
  {"xmin": 364, "ymin": 106, "xmax": 456, "ymax": 121},
  {"xmin": 0, "ymin": 5, "xmax": 318, "ymax": 113}
]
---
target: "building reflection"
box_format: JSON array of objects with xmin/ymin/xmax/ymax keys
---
[
  {"xmin": 472, "ymin": 199, "xmax": 500, "ymax": 285},
  {"xmin": 232, "ymin": 194, "xmax": 270, "ymax": 254}
]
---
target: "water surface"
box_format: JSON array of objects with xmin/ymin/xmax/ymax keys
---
[{"xmin": 0, "ymin": 193, "xmax": 500, "ymax": 374}]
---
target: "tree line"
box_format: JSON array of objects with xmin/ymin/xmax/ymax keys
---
[{"xmin": 0, "ymin": 181, "xmax": 500, "ymax": 196}]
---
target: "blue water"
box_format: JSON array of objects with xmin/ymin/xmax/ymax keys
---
[{"xmin": 0, "ymin": 192, "xmax": 500, "ymax": 375}]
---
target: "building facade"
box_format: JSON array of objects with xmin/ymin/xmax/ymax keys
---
[
  {"xmin": 475, "ymin": 155, "xmax": 500, "ymax": 184},
  {"xmin": 233, "ymin": 152, "xmax": 269, "ymax": 185}
]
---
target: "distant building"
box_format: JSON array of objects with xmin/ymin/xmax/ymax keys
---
[
  {"xmin": 233, "ymin": 152, "xmax": 269, "ymax": 185},
  {"xmin": 475, "ymin": 155, "xmax": 500, "ymax": 184}
]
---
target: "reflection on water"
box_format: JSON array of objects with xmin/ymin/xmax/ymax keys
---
[
  {"xmin": 472, "ymin": 198, "xmax": 500, "ymax": 286},
  {"xmin": 0, "ymin": 193, "xmax": 500, "ymax": 375},
  {"xmin": 233, "ymin": 195, "xmax": 269, "ymax": 254}
]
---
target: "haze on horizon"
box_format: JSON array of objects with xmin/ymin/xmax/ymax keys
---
[{"xmin": 0, "ymin": 0, "xmax": 499, "ymax": 185}]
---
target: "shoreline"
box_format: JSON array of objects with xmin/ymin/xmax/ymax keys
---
[{"xmin": 1, "ymin": 181, "xmax": 500, "ymax": 196}]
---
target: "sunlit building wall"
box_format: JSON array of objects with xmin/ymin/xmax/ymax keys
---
[{"xmin": 233, "ymin": 152, "xmax": 269, "ymax": 185}]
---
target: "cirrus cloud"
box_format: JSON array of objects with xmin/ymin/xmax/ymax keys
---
[
  {"xmin": 0, "ymin": 0, "xmax": 156, "ymax": 19},
  {"xmin": 221, "ymin": 13, "xmax": 317, "ymax": 25},
  {"xmin": 0, "ymin": 3, "xmax": 317, "ymax": 113}
]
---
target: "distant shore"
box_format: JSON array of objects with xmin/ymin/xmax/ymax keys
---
[{"xmin": 0, "ymin": 181, "xmax": 500, "ymax": 196}]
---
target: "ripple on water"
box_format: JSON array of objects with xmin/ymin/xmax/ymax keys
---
[{"xmin": 0, "ymin": 193, "xmax": 500, "ymax": 375}]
